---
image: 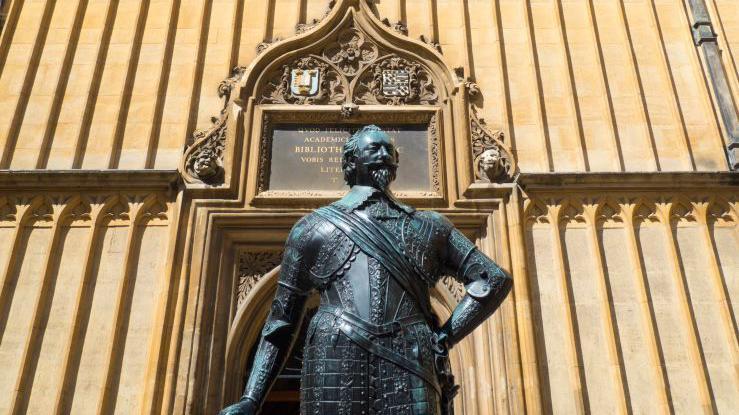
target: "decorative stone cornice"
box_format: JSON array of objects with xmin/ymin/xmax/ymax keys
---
[
  {"xmin": 523, "ymin": 192, "xmax": 737, "ymax": 228},
  {"xmin": 0, "ymin": 192, "xmax": 172, "ymax": 228},
  {"xmin": 0, "ymin": 170, "xmax": 180, "ymax": 191},
  {"xmin": 519, "ymin": 172, "xmax": 739, "ymax": 192}
]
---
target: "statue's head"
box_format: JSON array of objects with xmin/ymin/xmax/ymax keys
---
[{"xmin": 342, "ymin": 125, "xmax": 399, "ymax": 191}]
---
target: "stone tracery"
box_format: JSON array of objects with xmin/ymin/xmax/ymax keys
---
[
  {"xmin": 183, "ymin": 1, "xmax": 517, "ymax": 198},
  {"xmin": 256, "ymin": 22, "xmax": 439, "ymax": 106}
]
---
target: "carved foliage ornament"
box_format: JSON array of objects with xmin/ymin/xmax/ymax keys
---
[
  {"xmin": 184, "ymin": 66, "xmax": 246, "ymax": 183},
  {"xmin": 261, "ymin": 56, "xmax": 344, "ymax": 105},
  {"xmin": 237, "ymin": 251, "xmax": 284, "ymax": 307},
  {"xmin": 323, "ymin": 27, "xmax": 378, "ymax": 76},
  {"xmin": 470, "ymin": 109, "xmax": 515, "ymax": 183},
  {"xmin": 257, "ymin": 23, "xmax": 438, "ymax": 106}
]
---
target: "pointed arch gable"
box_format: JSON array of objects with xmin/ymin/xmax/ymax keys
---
[
  {"xmin": 239, "ymin": 3, "xmax": 457, "ymax": 105},
  {"xmin": 182, "ymin": 0, "xmax": 516, "ymax": 200}
]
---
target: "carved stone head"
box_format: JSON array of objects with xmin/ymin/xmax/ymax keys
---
[
  {"xmin": 193, "ymin": 148, "xmax": 220, "ymax": 179},
  {"xmin": 342, "ymin": 125, "xmax": 399, "ymax": 190},
  {"xmin": 477, "ymin": 147, "xmax": 506, "ymax": 183}
]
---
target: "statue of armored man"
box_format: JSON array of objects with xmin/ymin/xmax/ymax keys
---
[{"xmin": 221, "ymin": 125, "xmax": 512, "ymax": 415}]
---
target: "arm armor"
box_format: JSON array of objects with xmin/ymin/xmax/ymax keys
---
[
  {"xmin": 440, "ymin": 229, "xmax": 513, "ymax": 347},
  {"xmin": 239, "ymin": 218, "xmax": 315, "ymax": 410}
]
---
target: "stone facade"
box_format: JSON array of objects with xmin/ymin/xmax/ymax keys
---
[{"xmin": 0, "ymin": 0, "xmax": 736, "ymax": 414}]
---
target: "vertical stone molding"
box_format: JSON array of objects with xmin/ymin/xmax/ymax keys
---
[{"xmin": 521, "ymin": 187, "xmax": 738, "ymax": 413}]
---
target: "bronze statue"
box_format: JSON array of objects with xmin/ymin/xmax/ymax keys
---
[{"xmin": 221, "ymin": 125, "xmax": 512, "ymax": 415}]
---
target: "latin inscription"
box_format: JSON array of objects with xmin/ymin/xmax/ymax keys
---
[{"xmin": 268, "ymin": 124, "xmax": 431, "ymax": 192}]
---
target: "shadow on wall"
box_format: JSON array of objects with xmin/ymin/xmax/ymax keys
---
[{"xmin": 0, "ymin": 1, "xmax": 6, "ymax": 32}]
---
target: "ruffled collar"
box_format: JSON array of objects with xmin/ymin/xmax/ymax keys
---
[{"xmin": 332, "ymin": 185, "xmax": 415, "ymax": 214}]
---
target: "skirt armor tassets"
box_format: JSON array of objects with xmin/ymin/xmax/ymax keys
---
[{"xmin": 300, "ymin": 310, "xmax": 441, "ymax": 415}]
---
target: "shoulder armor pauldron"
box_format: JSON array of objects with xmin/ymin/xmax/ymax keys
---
[{"xmin": 307, "ymin": 220, "xmax": 358, "ymax": 288}]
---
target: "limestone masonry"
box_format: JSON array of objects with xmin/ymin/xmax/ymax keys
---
[{"xmin": 0, "ymin": 0, "xmax": 736, "ymax": 414}]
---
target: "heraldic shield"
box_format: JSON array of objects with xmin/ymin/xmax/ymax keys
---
[{"xmin": 290, "ymin": 69, "xmax": 320, "ymax": 96}]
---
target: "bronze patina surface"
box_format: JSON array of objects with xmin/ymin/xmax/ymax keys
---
[{"xmin": 221, "ymin": 126, "xmax": 512, "ymax": 415}]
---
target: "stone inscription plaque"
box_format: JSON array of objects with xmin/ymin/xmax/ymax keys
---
[{"xmin": 268, "ymin": 124, "xmax": 431, "ymax": 192}]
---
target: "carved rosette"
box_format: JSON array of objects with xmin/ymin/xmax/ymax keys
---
[
  {"xmin": 183, "ymin": 66, "xmax": 246, "ymax": 184},
  {"xmin": 470, "ymin": 109, "xmax": 516, "ymax": 183},
  {"xmin": 323, "ymin": 27, "xmax": 378, "ymax": 76},
  {"xmin": 237, "ymin": 250, "xmax": 284, "ymax": 307}
]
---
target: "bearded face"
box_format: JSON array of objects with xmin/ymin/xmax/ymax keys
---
[
  {"xmin": 348, "ymin": 129, "xmax": 399, "ymax": 190},
  {"xmin": 370, "ymin": 163, "xmax": 397, "ymax": 191}
]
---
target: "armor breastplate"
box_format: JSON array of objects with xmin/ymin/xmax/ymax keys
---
[{"xmin": 316, "ymin": 197, "xmax": 447, "ymax": 325}]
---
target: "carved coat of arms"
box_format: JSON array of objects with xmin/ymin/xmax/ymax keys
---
[
  {"xmin": 382, "ymin": 69, "xmax": 410, "ymax": 97},
  {"xmin": 290, "ymin": 68, "xmax": 320, "ymax": 96}
]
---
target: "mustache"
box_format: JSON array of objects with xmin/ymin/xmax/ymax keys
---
[{"xmin": 366, "ymin": 160, "xmax": 398, "ymax": 169}]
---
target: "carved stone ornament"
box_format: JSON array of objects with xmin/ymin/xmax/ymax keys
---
[
  {"xmin": 257, "ymin": 20, "xmax": 438, "ymax": 106},
  {"xmin": 237, "ymin": 250, "xmax": 283, "ymax": 307},
  {"xmin": 295, "ymin": 1, "xmax": 336, "ymax": 35},
  {"xmin": 355, "ymin": 57, "xmax": 437, "ymax": 105},
  {"xmin": 183, "ymin": 66, "xmax": 246, "ymax": 183},
  {"xmin": 419, "ymin": 34, "xmax": 442, "ymax": 53},
  {"xmin": 470, "ymin": 109, "xmax": 516, "ymax": 183},
  {"xmin": 256, "ymin": 40, "xmax": 275, "ymax": 55},
  {"xmin": 381, "ymin": 69, "xmax": 410, "ymax": 97},
  {"xmin": 324, "ymin": 26, "xmax": 378, "ymax": 76},
  {"xmin": 290, "ymin": 68, "xmax": 321, "ymax": 96},
  {"xmin": 260, "ymin": 56, "xmax": 344, "ymax": 105},
  {"xmin": 381, "ymin": 17, "xmax": 408, "ymax": 36}
]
